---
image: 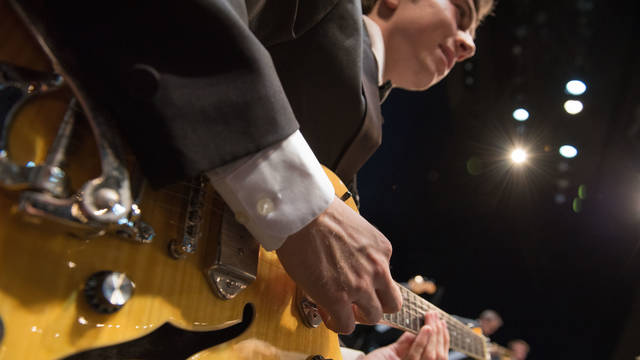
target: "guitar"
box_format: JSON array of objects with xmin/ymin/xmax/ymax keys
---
[
  {"xmin": 488, "ymin": 342, "xmax": 513, "ymax": 360},
  {"xmin": 0, "ymin": 2, "xmax": 488, "ymax": 359},
  {"xmin": 407, "ymin": 275, "xmax": 437, "ymax": 296}
]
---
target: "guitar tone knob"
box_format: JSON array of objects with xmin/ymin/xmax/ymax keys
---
[{"xmin": 84, "ymin": 271, "xmax": 135, "ymax": 314}]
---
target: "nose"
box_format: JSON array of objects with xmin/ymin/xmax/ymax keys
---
[{"xmin": 455, "ymin": 30, "xmax": 476, "ymax": 62}]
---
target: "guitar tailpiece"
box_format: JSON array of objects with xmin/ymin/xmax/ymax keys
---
[{"xmin": 0, "ymin": 62, "xmax": 155, "ymax": 243}]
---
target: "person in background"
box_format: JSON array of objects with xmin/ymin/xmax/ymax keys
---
[
  {"xmin": 477, "ymin": 309, "xmax": 504, "ymax": 337},
  {"xmin": 449, "ymin": 309, "xmax": 504, "ymax": 360},
  {"xmin": 507, "ymin": 339, "xmax": 530, "ymax": 360}
]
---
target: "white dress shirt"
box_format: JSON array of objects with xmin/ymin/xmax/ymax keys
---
[
  {"xmin": 363, "ymin": 15, "xmax": 386, "ymax": 86},
  {"xmin": 207, "ymin": 16, "xmax": 387, "ymax": 252},
  {"xmin": 207, "ymin": 130, "xmax": 334, "ymax": 250}
]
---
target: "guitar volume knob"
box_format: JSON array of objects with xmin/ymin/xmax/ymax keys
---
[{"xmin": 84, "ymin": 271, "xmax": 135, "ymax": 314}]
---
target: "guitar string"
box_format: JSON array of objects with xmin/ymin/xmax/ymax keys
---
[
  {"xmin": 390, "ymin": 289, "xmax": 461, "ymax": 339},
  {"xmin": 140, "ymin": 182, "xmax": 485, "ymax": 356},
  {"xmin": 393, "ymin": 286, "xmax": 485, "ymax": 355}
]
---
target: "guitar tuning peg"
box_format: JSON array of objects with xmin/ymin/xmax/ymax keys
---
[{"xmin": 408, "ymin": 275, "xmax": 437, "ymax": 295}]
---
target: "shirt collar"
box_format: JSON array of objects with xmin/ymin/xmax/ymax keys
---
[{"xmin": 363, "ymin": 15, "xmax": 385, "ymax": 86}]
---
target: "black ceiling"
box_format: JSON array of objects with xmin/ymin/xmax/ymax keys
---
[{"xmin": 357, "ymin": 1, "xmax": 640, "ymax": 359}]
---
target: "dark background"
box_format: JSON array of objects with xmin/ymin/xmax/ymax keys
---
[{"xmin": 357, "ymin": 0, "xmax": 640, "ymax": 359}]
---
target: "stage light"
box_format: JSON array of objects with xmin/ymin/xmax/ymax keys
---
[
  {"xmin": 556, "ymin": 178, "xmax": 570, "ymax": 189},
  {"xmin": 564, "ymin": 100, "xmax": 583, "ymax": 115},
  {"xmin": 566, "ymin": 80, "xmax": 587, "ymax": 96},
  {"xmin": 511, "ymin": 148, "xmax": 528, "ymax": 164},
  {"xmin": 466, "ymin": 156, "xmax": 483, "ymax": 175},
  {"xmin": 572, "ymin": 197, "xmax": 583, "ymax": 213},
  {"xmin": 559, "ymin": 145, "xmax": 578, "ymax": 158},
  {"xmin": 578, "ymin": 184, "xmax": 588, "ymax": 199},
  {"xmin": 513, "ymin": 108, "xmax": 530, "ymax": 121},
  {"xmin": 554, "ymin": 193, "xmax": 567, "ymax": 204},
  {"xmin": 557, "ymin": 161, "xmax": 570, "ymax": 172}
]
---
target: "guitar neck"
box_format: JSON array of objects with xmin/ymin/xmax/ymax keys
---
[{"xmin": 381, "ymin": 284, "xmax": 488, "ymax": 360}]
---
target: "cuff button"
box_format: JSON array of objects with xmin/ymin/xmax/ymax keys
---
[{"xmin": 256, "ymin": 198, "xmax": 275, "ymax": 216}]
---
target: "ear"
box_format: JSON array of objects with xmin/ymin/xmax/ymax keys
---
[{"xmin": 381, "ymin": 0, "xmax": 400, "ymax": 11}]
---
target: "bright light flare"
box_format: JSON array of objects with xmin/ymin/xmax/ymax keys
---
[
  {"xmin": 559, "ymin": 145, "xmax": 578, "ymax": 158},
  {"xmin": 513, "ymin": 108, "xmax": 530, "ymax": 121},
  {"xmin": 566, "ymin": 80, "xmax": 587, "ymax": 96},
  {"xmin": 511, "ymin": 148, "xmax": 528, "ymax": 164},
  {"xmin": 564, "ymin": 100, "xmax": 584, "ymax": 115}
]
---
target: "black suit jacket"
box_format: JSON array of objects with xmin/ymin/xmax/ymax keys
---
[{"xmin": 12, "ymin": 0, "xmax": 382, "ymax": 185}]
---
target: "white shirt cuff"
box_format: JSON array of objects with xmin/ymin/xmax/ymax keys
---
[{"xmin": 207, "ymin": 130, "xmax": 334, "ymax": 250}]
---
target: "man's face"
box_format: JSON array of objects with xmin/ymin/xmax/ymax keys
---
[
  {"xmin": 479, "ymin": 317, "xmax": 500, "ymax": 335},
  {"xmin": 510, "ymin": 343, "xmax": 529, "ymax": 360},
  {"xmin": 377, "ymin": 0, "xmax": 478, "ymax": 90}
]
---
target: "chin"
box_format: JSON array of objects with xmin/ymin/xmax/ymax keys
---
[
  {"xmin": 398, "ymin": 75, "xmax": 439, "ymax": 91},
  {"xmin": 394, "ymin": 65, "xmax": 445, "ymax": 91}
]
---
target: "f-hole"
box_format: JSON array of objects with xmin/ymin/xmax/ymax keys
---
[{"xmin": 63, "ymin": 303, "xmax": 254, "ymax": 360}]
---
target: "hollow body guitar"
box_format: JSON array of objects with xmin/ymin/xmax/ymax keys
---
[
  {"xmin": 0, "ymin": 3, "xmax": 489, "ymax": 359},
  {"xmin": 0, "ymin": 3, "xmax": 344, "ymax": 358},
  {"xmin": 0, "ymin": 142, "xmax": 345, "ymax": 360}
]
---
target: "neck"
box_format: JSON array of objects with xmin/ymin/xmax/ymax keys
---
[{"xmin": 381, "ymin": 284, "xmax": 488, "ymax": 360}]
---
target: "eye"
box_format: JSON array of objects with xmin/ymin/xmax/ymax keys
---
[{"xmin": 453, "ymin": 1, "xmax": 472, "ymax": 31}]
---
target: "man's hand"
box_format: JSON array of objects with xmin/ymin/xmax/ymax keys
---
[
  {"xmin": 363, "ymin": 312, "xmax": 450, "ymax": 360},
  {"xmin": 276, "ymin": 196, "xmax": 402, "ymax": 334}
]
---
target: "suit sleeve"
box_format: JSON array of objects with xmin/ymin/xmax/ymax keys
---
[{"xmin": 12, "ymin": 0, "xmax": 300, "ymax": 186}]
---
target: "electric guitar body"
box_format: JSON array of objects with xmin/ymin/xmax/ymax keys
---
[
  {"xmin": 0, "ymin": 2, "xmax": 346, "ymax": 359},
  {"xmin": 0, "ymin": 190, "xmax": 342, "ymax": 360}
]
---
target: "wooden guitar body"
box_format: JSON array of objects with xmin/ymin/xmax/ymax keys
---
[
  {"xmin": 0, "ymin": 2, "xmax": 344, "ymax": 358},
  {"xmin": 0, "ymin": 190, "xmax": 341, "ymax": 360}
]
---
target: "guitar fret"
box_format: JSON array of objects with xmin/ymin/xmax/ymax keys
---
[
  {"xmin": 403, "ymin": 308, "xmax": 411, "ymax": 329},
  {"xmin": 412, "ymin": 315, "xmax": 420, "ymax": 332},
  {"xmin": 474, "ymin": 337, "xmax": 483, "ymax": 356},
  {"xmin": 448, "ymin": 324, "xmax": 459, "ymax": 348},
  {"xmin": 471, "ymin": 337, "xmax": 478, "ymax": 356},
  {"xmin": 382, "ymin": 283, "xmax": 486, "ymax": 360}
]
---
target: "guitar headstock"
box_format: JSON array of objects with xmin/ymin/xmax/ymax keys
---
[{"xmin": 407, "ymin": 275, "xmax": 437, "ymax": 295}]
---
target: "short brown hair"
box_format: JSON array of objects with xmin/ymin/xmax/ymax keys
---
[
  {"xmin": 362, "ymin": 0, "xmax": 378, "ymax": 14},
  {"xmin": 508, "ymin": 339, "xmax": 530, "ymax": 352},
  {"xmin": 362, "ymin": 0, "xmax": 496, "ymax": 25},
  {"xmin": 474, "ymin": 0, "xmax": 495, "ymax": 24}
]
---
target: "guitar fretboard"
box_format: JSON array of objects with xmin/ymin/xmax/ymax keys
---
[{"xmin": 381, "ymin": 284, "xmax": 488, "ymax": 360}]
